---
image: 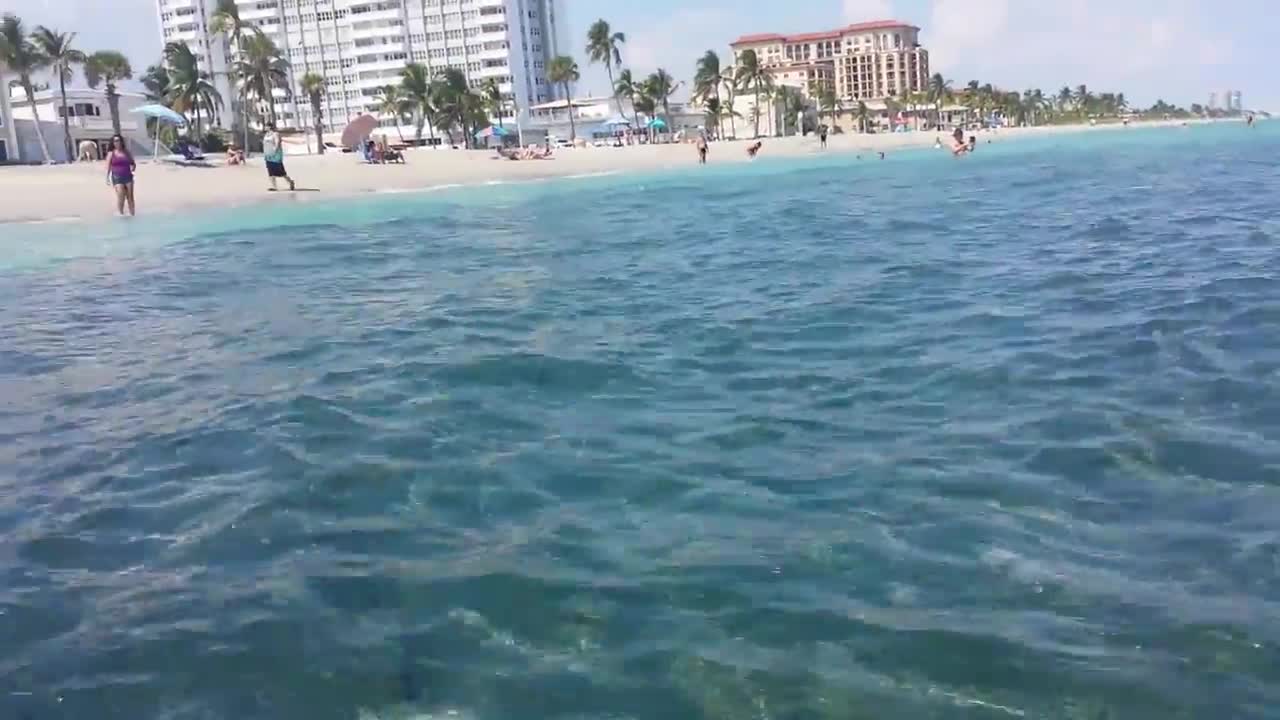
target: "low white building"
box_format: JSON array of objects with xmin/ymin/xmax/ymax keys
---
[
  {"xmin": 7, "ymin": 86, "xmax": 151, "ymax": 162},
  {"xmin": 526, "ymin": 95, "xmax": 705, "ymax": 141}
]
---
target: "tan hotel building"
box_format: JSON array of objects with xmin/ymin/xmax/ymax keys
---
[{"xmin": 728, "ymin": 20, "xmax": 930, "ymax": 133}]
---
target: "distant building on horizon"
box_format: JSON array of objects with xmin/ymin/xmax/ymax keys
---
[
  {"xmin": 727, "ymin": 19, "xmax": 931, "ymax": 135},
  {"xmin": 1208, "ymin": 92, "xmax": 1218, "ymax": 111}
]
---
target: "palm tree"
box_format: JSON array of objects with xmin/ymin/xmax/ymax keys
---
[
  {"xmin": 613, "ymin": 68, "xmax": 641, "ymax": 128},
  {"xmin": 141, "ymin": 63, "xmax": 170, "ymax": 102},
  {"xmin": 735, "ymin": 49, "xmax": 769, "ymax": 138},
  {"xmin": 399, "ymin": 62, "xmax": 435, "ymax": 145},
  {"xmin": 645, "ymin": 68, "xmax": 676, "ymax": 125},
  {"xmin": 164, "ymin": 41, "xmax": 221, "ymax": 138},
  {"xmin": 1056, "ymin": 86, "xmax": 1072, "ymax": 116},
  {"xmin": 0, "ymin": 14, "xmax": 53, "ymax": 163},
  {"xmin": 300, "ymin": 71, "xmax": 326, "ymax": 153},
  {"xmin": 431, "ymin": 66, "xmax": 475, "ymax": 147},
  {"xmin": 234, "ymin": 32, "xmax": 289, "ymax": 126},
  {"xmin": 928, "ymin": 73, "xmax": 951, "ymax": 130},
  {"xmin": 210, "ymin": 0, "xmax": 258, "ymax": 147},
  {"xmin": 720, "ymin": 66, "xmax": 739, "ymax": 139},
  {"xmin": 31, "ymin": 27, "xmax": 84, "ymax": 161},
  {"xmin": 693, "ymin": 50, "xmax": 722, "ymax": 137},
  {"xmin": 1021, "ymin": 88, "xmax": 1047, "ymax": 126},
  {"xmin": 546, "ymin": 55, "xmax": 580, "ymax": 141},
  {"xmin": 585, "ymin": 19, "xmax": 625, "ymax": 116},
  {"xmin": 633, "ymin": 91, "xmax": 657, "ymax": 142},
  {"xmin": 812, "ymin": 81, "xmax": 839, "ymax": 134},
  {"xmin": 479, "ymin": 77, "xmax": 504, "ymax": 128},
  {"xmin": 775, "ymin": 85, "xmax": 807, "ymax": 136},
  {"xmin": 856, "ymin": 100, "xmax": 870, "ymax": 134},
  {"xmin": 1073, "ymin": 84, "xmax": 1091, "ymax": 117},
  {"xmin": 375, "ymin": 84, "xmax": 412, "ymax": 142},
  {"xmin": 84, "ymin": 51, "xmax": 133, "ymax": 137}
]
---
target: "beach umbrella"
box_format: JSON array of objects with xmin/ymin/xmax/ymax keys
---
[
  {"xmin": 340, "ymin": 114, "xmax": 380, "ymax": 148},
  {"xmin": 133, "ymin": 103, "xmax": 188, "ymax": 126},
  {"xmin": 648, "ymin": 117, "xmax": 668, "ymax": 130},
  {"xmin": 132, "ymin": 104, "xmax": 189, "ymax": 160},
  {"xmin": 474, "ymin": 125, "xmax": 511, "ymax": 139},
  {"xmin": 602, "ymin": 115, "xmax": 631, "ymax": 128}
]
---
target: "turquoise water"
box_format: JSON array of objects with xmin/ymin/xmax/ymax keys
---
[{"xmin": 2, "ymin": 123, "xmax": 1279, "ymax": 719}]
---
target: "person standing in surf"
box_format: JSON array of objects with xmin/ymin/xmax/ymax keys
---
[
  {"xmin": 696, "ymin": 134, "xmax": 709, "ymax": 165},
  {"xmin": 105, "ymin": 134, "xmax": 137, "ymax": 216},
  {"xmin": 263, "ymin": 124, "xmax": 296, "ymax": 192}
]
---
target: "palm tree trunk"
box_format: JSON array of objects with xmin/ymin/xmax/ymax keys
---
[
  {"xmin": 108, "ymin": 90, "xmax": 122, "ymax": 136},
  {"xmin": 753, "ymin": 85, "xmax": 760, "ymax": 138},
  {"xmin": 607, "ymin": 63, "xmax": 620, "ymax": 117},
  {"xmin": 565, "ymin": 82, "xmax": 576, "ymax": 141},
  {"xmin": 58, "ymin": 73, "xmax": 74, "ymax": 162},
  {"xmin": 311, "ymin": 97, "xmax": 325, "ymax": 154},
  {"xmin": 714, "ymin": 86, "xmax": 722, "ymax": 140},
  {"xmin": 22, "ymin": 81, "xmax": 53, "ymax": 164}
]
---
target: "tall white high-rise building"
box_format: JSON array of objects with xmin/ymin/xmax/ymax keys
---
[{"xmin": 155, "ymin": 0, "xmax": 567, "ymax": 134}]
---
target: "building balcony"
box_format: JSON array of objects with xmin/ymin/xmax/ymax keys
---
[
  {"xmin": 351, "ymin": 28, "xmax": 406, "ymax": 44},
  {"xmin": 351, "ymin": 41, "xmax": 406, "ymax": 58},
  {"xmin": 354, "ymin": 58, "xmax": 409, "ymax": 74},
  {"xmin": 239, "ymin": 7, "xmax": 276, "ymax": 22},
  {"xmin": 350, "ymin": 8, "xmax": 405, "ymax": 24}
]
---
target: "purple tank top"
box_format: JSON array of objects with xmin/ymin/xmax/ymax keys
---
[{"xmin": 109, "ymin": 151, "xmax": 133, "ymax": 176}]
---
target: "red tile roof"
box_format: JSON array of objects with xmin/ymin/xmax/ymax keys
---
[{"xmin": 731, "ymin": 20, "xmax": 918, "ymax": 47}]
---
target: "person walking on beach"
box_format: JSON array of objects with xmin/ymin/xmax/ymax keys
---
[
  {"xmin": 105, "ymin": 134, "xmax": 136, "ymax": 217},
  {"xmin": 819, "ymin": 126, "xmax": 828, "ymax": 149},
  {"xmin": 263, "ymin": 124, "xmax": 296, "ymax": 192},
  {"xmin": 696, "ymin": 134, "xmax": 709, "ymax": 164}
]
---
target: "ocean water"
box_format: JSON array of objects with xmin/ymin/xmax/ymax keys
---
[{"xmin": 2, "ymin": 123, "xmax": 1279, "ymax": 720}]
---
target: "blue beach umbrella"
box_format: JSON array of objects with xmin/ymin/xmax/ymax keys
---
[
  {"xmin": 475, "ymin": 125, "xmax": 511, "ymax": 139},
  {"xmin": 132, "ymin": 104, "xmax": 188, "ymax": 126},
  {"xmin": 602, "ymin": 115, "xmax": 631, "ymax": 128},
  {"xmin": 647, "ymin": 117, "xmax": 668, "ymax": 130},
  {"xmin": 132, "ymin": 104, "xmax": 189, "ymax": 160}
]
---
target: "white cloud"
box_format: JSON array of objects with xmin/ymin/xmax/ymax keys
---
[
  {"xmin": 843, "ymin": 0, "xmax": 896, "ymax": 22},
  {"xmin": 922, "ymin": 0, "xmax": 1235, "ymax": 105}
]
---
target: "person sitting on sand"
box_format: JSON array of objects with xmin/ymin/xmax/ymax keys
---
[
  {"xmin": 747, "ymin": 141, "xmax": 763, "ymax": 158},
  {"xmin": 226, "ymin": 144, "xmax": 245, "ymax": 166}
]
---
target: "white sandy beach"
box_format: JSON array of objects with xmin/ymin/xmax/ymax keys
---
[{"xmin": 0, "ymin": 119, "xmax": 1214, "ymax": 224}]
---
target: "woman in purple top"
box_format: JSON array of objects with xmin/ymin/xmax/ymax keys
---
[{"xmin": 105, "ymin": 134, "xmax": 137, "ymax": 216}]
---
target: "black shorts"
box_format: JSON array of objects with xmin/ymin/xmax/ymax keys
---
[{"xmin": 265, "ymin": 160, "xmax": 287, "ymax": 177}]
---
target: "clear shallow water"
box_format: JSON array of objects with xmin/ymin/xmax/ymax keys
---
[{"xmin": 2, "ymin": 123, "xmax": 1279, "ymax": 719}]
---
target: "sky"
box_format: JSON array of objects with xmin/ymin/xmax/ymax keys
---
[{"xmin": 4, "ymin": 0, "xmax": 1275, "ymax": 111}]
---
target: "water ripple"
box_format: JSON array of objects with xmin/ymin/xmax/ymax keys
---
[{"xmin": 1, "ymin": 125, "xmax": 1279, "ymax": 719}]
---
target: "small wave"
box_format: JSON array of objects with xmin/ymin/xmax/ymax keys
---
[{"xmin": 562, "ymin": 170, "xmax": 622, "ymax": 180}]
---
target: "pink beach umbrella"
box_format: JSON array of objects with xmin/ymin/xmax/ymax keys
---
[{"xmin": 340, "ymin": 115, "xmax": 380, "ymax": 149}]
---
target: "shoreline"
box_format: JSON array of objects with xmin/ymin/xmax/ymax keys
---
[{"xmin": 0, "ymin": 118, "xmax": 1229, "ymax": 225}]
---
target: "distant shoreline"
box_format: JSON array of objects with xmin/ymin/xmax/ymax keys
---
[{"xmin": 0, "ymin": 118, "xmax": 1237, "ymax": 225}]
